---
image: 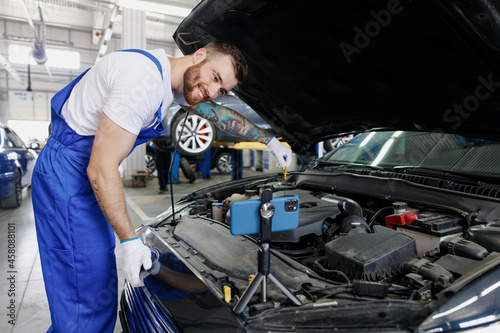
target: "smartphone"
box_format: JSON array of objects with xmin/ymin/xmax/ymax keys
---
[{"xmin": 230, "ymin": 196, "xmax": 299, "ymax": 236}]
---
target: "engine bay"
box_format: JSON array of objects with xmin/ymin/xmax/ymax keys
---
[{"xmin": 155, "ymin": 175, "xmax": 500, "ymax": 315}]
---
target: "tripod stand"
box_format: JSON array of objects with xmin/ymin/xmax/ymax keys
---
[{"xmin": 233, "ymin": 187, "xmax": 302, "ymax": 314}]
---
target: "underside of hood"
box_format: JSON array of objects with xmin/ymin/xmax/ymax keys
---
[{"xmin": 174, "ymin": 0, "xmax": 500, "ymax": 154}]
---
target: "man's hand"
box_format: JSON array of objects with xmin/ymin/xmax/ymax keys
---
[
  {"xmin": 267, "ymin": 137, "xmax": 292, "ymax": 169},
  {"xmin": 121, "ymin": 237, "xmax": 152, "ymax": 287}
]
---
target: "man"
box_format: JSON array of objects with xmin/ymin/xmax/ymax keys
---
[{"xmin": 31, "ymin": 41, "xmax": 291, "ymax": 332}]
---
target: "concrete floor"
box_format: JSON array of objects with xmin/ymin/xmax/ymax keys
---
[{"xmin": 0, "ymin": 169, "xmax": 258, "ymax": 333}]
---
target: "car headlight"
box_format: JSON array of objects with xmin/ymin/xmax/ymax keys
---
[{"xmin": 418, "ymin": 265, "xmax": 500, "ymax": 332}]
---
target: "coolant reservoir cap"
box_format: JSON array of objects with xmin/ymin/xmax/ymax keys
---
[{"xmin": 393, "ymin": 202, "xmax": 408, "ymax": 212}]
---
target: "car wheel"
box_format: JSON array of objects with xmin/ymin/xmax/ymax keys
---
[
  {"xmin": 172, "ymin": 113, "xmax": 215, "ymax": 156},
  {"xmin": 0, "ymin": 171, "xmax": 22, "ymax": 208},
  {"xmin": 216, "ymin": 151, "xmax": 233, "ymax": 174},
  {"xmin": 180, "ymin": 157, "xmax": 196, "ymax": 183},
  {"xmin": 324, "ymin": 134, "xmax": 354, "ymax": 152}
]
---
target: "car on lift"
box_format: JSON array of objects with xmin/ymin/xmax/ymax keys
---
[
  {"xmin": 153, "ymin": 93, "xmax": 272, "ymax": 157},
  {"xmin": 147, "ymin": 93, "xmax": 271, "ymax": 178},
  {"xmin": 120, "ymin": 1, "xmax": 500, "ymax": 332},
  {"xmin": 0, "ymin": 124, "xmax": 37, "ymax": 208}
]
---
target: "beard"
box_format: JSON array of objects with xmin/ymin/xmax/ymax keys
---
[{"xmin": 183, "ymin": 61, "xmax": 206, "ymax": 105}]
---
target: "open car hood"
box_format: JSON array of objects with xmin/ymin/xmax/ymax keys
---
[{"xmin": 174, "ymin": 0, "xmax": 500, "ymax": 154}]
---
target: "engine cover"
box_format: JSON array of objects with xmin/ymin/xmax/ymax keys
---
[
  {"xmin": 325, "ymin": 226, "xmax": 418, "ymax": 281},
  {"xmin": 270, "ymin": 190, "xmax": 341, "ymax": 242}
]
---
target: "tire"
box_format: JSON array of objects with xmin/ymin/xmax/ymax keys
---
[
  {"xmin": 145, "ymin": 152, "xmax": 156, "ymax": 173},
  {"xmin": 180, "ymin": 157, "xmax": 196, "ymax": 183},
  {"xmin": 324, "ymin": 134, "xmax": 354, "ymax": 152},
  {"xmin": 215, "ymin": 151, "xmax": 233, "ymax": 174},
  {"xmin": 172, "ymin": 113, "xmax": 216, "ymax": 156},
  {"xmin": 0, "ymin": 171, "xmax": 22, "ymax": 208}
]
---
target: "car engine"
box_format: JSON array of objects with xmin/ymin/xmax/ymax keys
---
[{"xmin": 176, "ymin": 178, "xmax": 499, "ymax": 304}]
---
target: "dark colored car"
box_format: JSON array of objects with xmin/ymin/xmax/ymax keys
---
[
  {"xmin": 0, "ymin": 124, "xmax": 37, "ymax": 208},
  {"xmin": 120, "ymin": 1, "xmax": 500, "ymax": 332},
  {"xmin": 154, "ymin": 93, "xmax": 271, "ymax": 156}
]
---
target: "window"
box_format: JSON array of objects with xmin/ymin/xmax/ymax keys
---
[
  {"xmin": 5, "ymin": 128, "xmax": 26, "ymax": 149},
  {"xmin": 8, "ymin": 44, "xmax": 80, "ymax": 70}
]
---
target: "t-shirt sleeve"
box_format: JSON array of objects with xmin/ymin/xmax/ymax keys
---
[{"xmin": 100, "ymin": 52, "xmax": 164, "ymax": 135}]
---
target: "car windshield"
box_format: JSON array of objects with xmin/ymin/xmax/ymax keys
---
[{"xmin": 323, "ymin": 131, "xmax": 500, "ymax": 177}]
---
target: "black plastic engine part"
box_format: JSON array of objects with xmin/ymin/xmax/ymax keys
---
[
  {"xmin": 352, "ymin": 280, "xmax": 389, "ymax": 298},
  {"xmin": 401, "ymin": 273, "xmax": 432, "ymax": 300},
  {"xmin": 400, "ymin": 212, "xmax": 463, "ymax": 237},
  {"xmin": 250, "ymin": 301, "xmax": 274, "ymax": 315},
  {"xmin": 270, "ymin": 190, "xmax": 341, "ymax": 243},
  {"xmin": 320, "ymin": 194, "xmax": 363, "ymax": 217},
  {"xmin": 435, "ymin": 252, "xmax": 500, "ymax": 278},
  {"xmin": 340, "ymin": 215, "xmax": 371, "ymax": 235},
  {"xmin": 324, "ymin": 226, "xmax": 417, "ymax": 281},
  {"xmin": 466, "ymin": 223, "xmax": 500, "ymax": 252},
  {"xmin": 404, "ymin": 258, "xmax": 454, "ymax": 290},
  {"xmin": 440, "ymin": 237, "xmax": 488, "ymax": 260}
]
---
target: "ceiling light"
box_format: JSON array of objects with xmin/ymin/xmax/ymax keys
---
[{"xmin": 117, "ymin": 0, "xmax": 192, "ymax": 18}]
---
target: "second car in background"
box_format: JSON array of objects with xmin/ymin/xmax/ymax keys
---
[{"xmin": 0, "ymin": 124, "xmax": 37, "ymax": 208}]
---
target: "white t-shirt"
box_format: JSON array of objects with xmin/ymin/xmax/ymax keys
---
[{"xmin": 61, "ymin": 49, "xmax": 187, "ymax": 136}]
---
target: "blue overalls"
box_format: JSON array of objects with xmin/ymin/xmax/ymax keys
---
[{"xmin": 32, "ymin": 50, "xmax": 165, "ymax": 333}]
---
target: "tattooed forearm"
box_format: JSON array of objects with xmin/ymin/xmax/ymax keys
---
[
  {"xmin": 184, "ymin": 102, "xmax": 273, "ymax": 143},
  {"xmin": 91, "ymin": 179, "xmax": 112, "ymax": 225}
]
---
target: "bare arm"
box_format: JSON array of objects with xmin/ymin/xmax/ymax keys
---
[
  {"xmin": 87, "ymin": 112, "xmax": 137, "ymax": 241},
  {"xmin": 183, "ymin": 101, "xmax": 273, "ymax": 143}
]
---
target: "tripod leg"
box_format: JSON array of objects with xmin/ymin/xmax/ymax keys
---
[
  {"xmin": 233, "ymin": 272, "xmax": 265, "ymax": 314},
  {"xmin": 261, "ymin": 276, "xmax": 267, "ymax": 302},
  {"xmin": 268, "ymin": 273, "xmax": 303, "ymax": 306}
]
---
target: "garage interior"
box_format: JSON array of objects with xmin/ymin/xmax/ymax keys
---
[{"xmin": 0, "ymin": 1, "xmax": 294, "ymax": 332}]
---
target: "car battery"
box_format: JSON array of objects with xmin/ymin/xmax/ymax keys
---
[
  {"xmin": 385, "ymin": 202, "xmax": 418, "ymax": 229},
  {"xmin": 396, "ymin": 212, "xmax": 463, "ymax": 257}
]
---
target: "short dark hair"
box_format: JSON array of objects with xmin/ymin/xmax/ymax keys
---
[{"xmin": 203, "ymin": 41, "xmax": 248, "ymax": 82}]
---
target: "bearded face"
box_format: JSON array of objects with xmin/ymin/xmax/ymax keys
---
[
  {"xmin": 182, "ymin": 54, "xmax": 239, "ymax": 106},
  {"xmin": 183, "ymin": 61, "xmax": 207, "ymax": 105}
]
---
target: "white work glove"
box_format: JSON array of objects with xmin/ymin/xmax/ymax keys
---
[
  {"xmin": 121, "ymin": 237, "xmax": 152, "ymax": 287},
  {"xmin": 139, "ymin": 260, "xmax": 162, "ymax": 280},
  {"xmin": 267, "ymin": 137, "xmax": 292, "ymax": 169},
  {"xmin": 139, "ymin": 249, "xmax": 162, "ymax": 280}
]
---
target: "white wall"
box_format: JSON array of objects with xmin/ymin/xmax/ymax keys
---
[{"xmin": 0, "ymin": 3, "xmax": 183, "ymax": 123}]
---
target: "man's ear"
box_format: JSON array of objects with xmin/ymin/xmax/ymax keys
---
[{"xmin": 192, "ymin": 48, "xmax": 207, "ymax": 64}]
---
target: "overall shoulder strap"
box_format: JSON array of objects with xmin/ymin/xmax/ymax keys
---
[
  {"xmin": 117, "ymin": 49, "xmax": 164, "ymax": 122},
  {"xmin": 117, "ymin": 49, "xmax": 163, "ymax": 79}
]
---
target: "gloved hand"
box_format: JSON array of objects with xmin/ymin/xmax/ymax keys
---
[
  {"xmin": 140, "ymin": 249, "xmax": 162, "ymax": 280},
  {"xmin": 267, "ymin": 137, "xmax": 292, "ymax": 169},
  {"xmin": 121, "ymin": 237, "xmax": 152, "ymax": 287}
]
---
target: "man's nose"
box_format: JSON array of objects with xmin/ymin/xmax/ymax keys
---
[{"xmin": 206, "ymin": 83, "xmax": 220, "ymax": 100}]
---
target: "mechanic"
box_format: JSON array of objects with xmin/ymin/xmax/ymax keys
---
[{"xmin": 31, "ymin": 41, "xmax": 291, "ymax": 333}]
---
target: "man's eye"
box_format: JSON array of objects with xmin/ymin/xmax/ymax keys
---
[
  {"xmin": 219, "ymin": 89, "xmax": 226, "ymax": 95},
  {"xmin": 213, "ymin": 75, "xmax": 218, "ymax": 82}
]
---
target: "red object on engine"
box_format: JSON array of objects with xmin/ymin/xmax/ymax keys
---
[{"xmin": 385, "ymin": 210, "xmax": 418, "ymax": 229}]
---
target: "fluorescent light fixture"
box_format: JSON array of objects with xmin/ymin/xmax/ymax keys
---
[
  {"xmin": 9, "ymin": 45, "xmax": 80, "ymax": 70},
  {"xmin": 360, "ymin": 132, "xmax": 376, "ymax": 147},
  {"xmin": 371, "ymin": 131, "xmax": 402, "ymax": 166},
  {"xmin": 117, "ymin": 0, "xmax": 192, "ymax": 17},
  {"xmin": 0, "ymin": 54, "xmax": 24, "ymax": 83}
]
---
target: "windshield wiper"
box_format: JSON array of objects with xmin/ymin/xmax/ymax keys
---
[
  {"xmin": 310, "ymin": 160, "xmax": 385, "ymax": 171},
  {"xmin": 393, "ymin": 166, "xmax": 500, "ymax": 185}
]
